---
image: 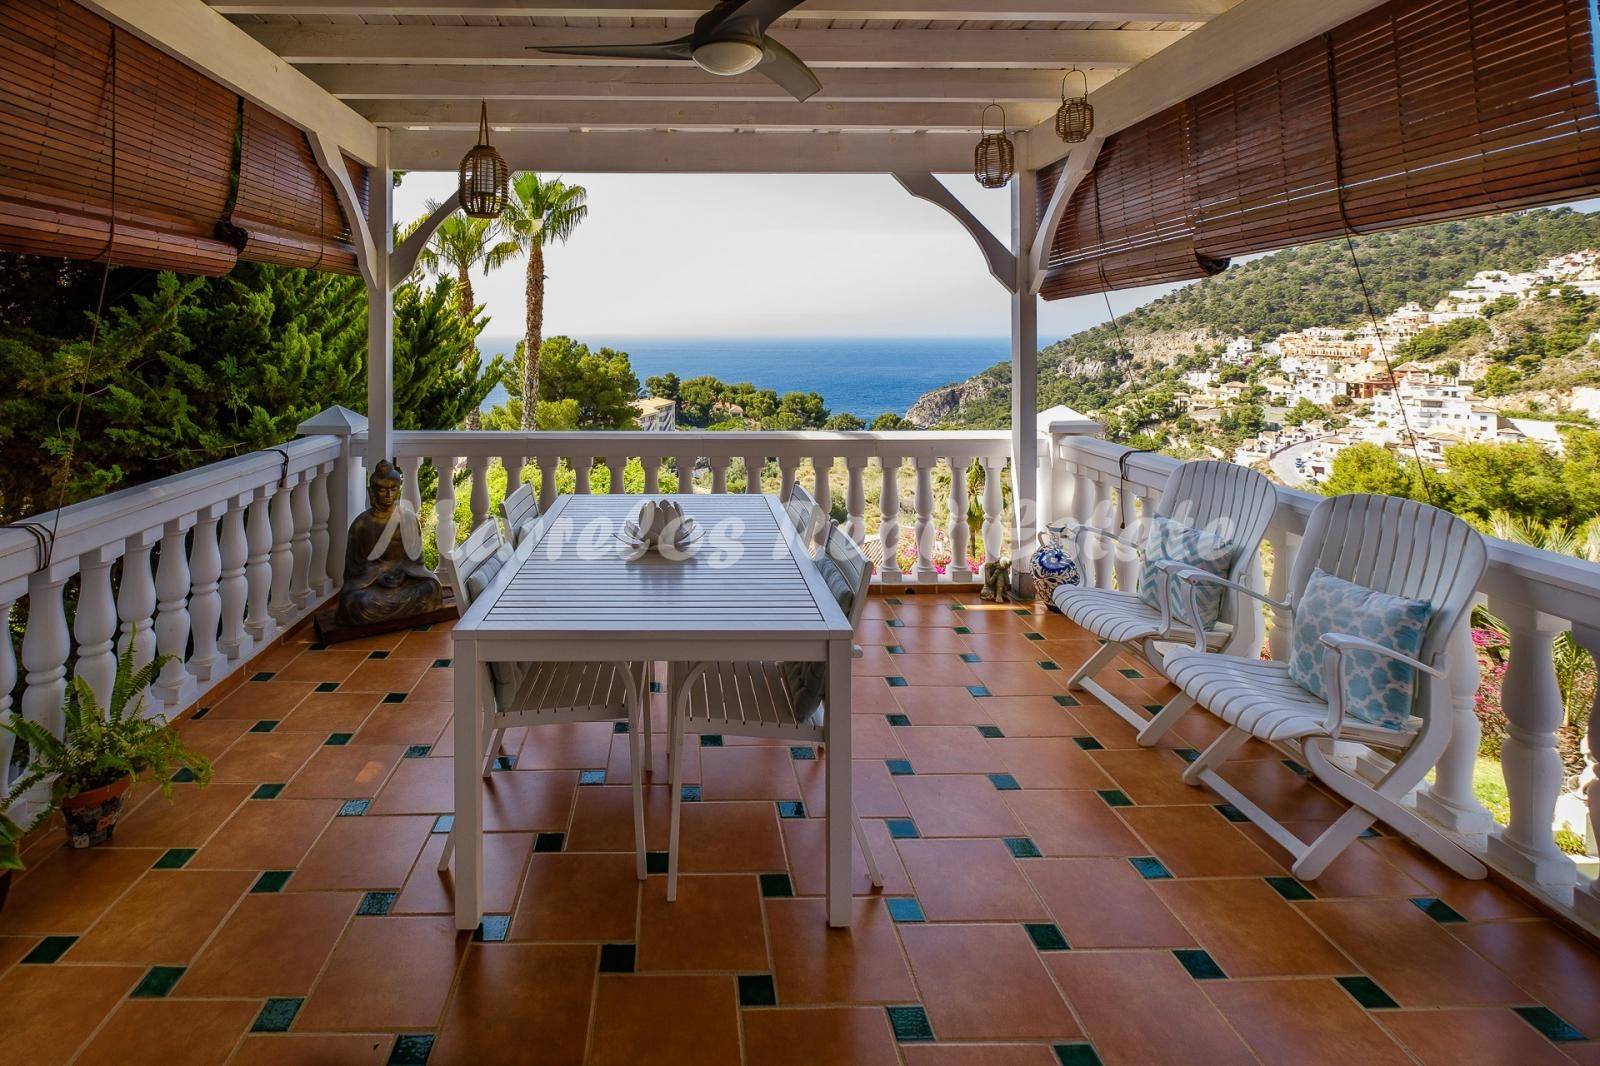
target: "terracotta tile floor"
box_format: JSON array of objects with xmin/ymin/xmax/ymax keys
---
[{"xmin": 5, "ymin": 591, "xmax": 1600, "ymax": 1065}]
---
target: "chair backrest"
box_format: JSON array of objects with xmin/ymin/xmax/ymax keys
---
[
  {"xmin": 501, "ymin": 481, "xmax": 541, "ymax": 548},
  {"xmin": 1152, "ymin": 460, "xmax": 1278, "ymax": 624},
  {"xmin": 439, "ymin": 518, "xmax": 507, "ymax": 610},
  {"xmin": 786, "ymin": 482, "xmax": 826, "ymax": 557},
  {"xmin": 818, "ymin": 520, "xmax": 873, "ymax": 632},
  {"xmin": 1291, "ymin": 493, "xmax": 1488, "ymax": 671}
]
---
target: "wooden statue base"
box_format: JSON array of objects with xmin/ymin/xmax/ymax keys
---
[{"xmin": 313, "ymin": 588, "xmax": 459, "ymax": 645}]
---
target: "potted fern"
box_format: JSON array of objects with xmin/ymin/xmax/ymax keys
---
[
  {"xmin": 0, "ymin": 648, "xmax": 213, "ymax": 856},
  {"xmin": 0, "ymin": 812, "xmax": 21, "ymax": 910}
]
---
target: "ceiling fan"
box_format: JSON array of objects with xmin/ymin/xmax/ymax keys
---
[{"xmin": 529, "ymin": 0, "xmax": 823, "ymax": 102}]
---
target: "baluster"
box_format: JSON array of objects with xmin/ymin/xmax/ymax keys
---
[
  {"xmin": 981, "ymin": 458, "xmax": 1003, "ymax": 567},
  {"xmin": 306, "ymin": 464, "xmax": 332, "ymax": 598},
  {"xmin": 1415, "ymin": 600, "xmax": 1496, "ymax": 835},
  {"xmin": 1113, "ymin": 484, "xmax": 1139, "ymax": 593},
  {"xmin": 675, "ymin": 453, "xmax": 696, "ymax": 494},
  {"xmin": 1264, "ymin": 524, "xmax": 1297, "ymax": 660},
  {"xmin": 290, "ymin": 475, "xmax": 313, "ymax": 610},
  {"xmin": 777, "ymin": 456, "xmax": 797, "ymax": 502},
  {"xmin": 505, "ymin": 455, "xmax": 525, "ymax": 493},
  {"xmin": 912, "ymin": 457, "xmax": 937, "ymax": 582},
  {"xmin": 268, "ymin": 476, "xmax": 296, "ymax": 624},
  {"xmin": 187, "ymin": 505, "xmax": 226, "ymax": 684},
  {"xmin": 711, "ymin": 456, "xmax": 730, "ymax": 495},
  {"xmin": 153, "ymin": 518, "xmax": 196, "ymax": 710},
  {"xmin": 244, "ymin": 487, "xmax": 276, "ymax": 644},
  {"xmin": 21, "ymin": 567, "xmax": 72, "ymax": 749},
  {"xmin": 534, "ymin": 455, "xmax": 559, "ymax": 511},
  {"xmin": 1573, "ymin": 624, "xmax": 1600, "ymax": 924},
  {"xmin": 641, "ymin": 455, "xmax": 661, "ymax": 495},
  {"xmin": 743, "ymin": 454, "xmax": 765, "ymax": 494},
  {"xmin": 948, "ymin": 455, "xmax": 972, "ymax": 580},
  {"xmin": 1088, "ymin": 478, "xmax": 1114, "ymax": 589},
  {"xmin": 844, "ymin": 458, "xmax": 868, "ymax": 546},
  {"xmin": 74, "ymin": 546, "xmax": 119, "ymax": 708},
  {"xmin": 0, "ymin": 596, "xmax": 16, "ymax": 793},
  {"xmin": 328, "ymin": 442, "xmax": 354, "ymax": 594},
  {"xmin": 813, "ymin": 456, "xmax": 833, "ymax": 516},
  {"xmin": 878, "ymin": 455, "xmax": 903, "ymax": 580},
  {"xmin": 400, "ymin": 455, "xmax": 423, "ymax": 515},
  {"xmin": 605, "ymin": 456, "xmax": 626, "ymax": 495},
  {"xmin": 432, "ymin": 457, "xmax": 458, "ymax": 553},
  {"xmin": 218, "ymin": 498, "xmax": 253, "ymax": 663},
  {"xmin": 574, "ymin": 456, "xmax": 594, "ymax": 495},
  {"xmin": 1486, "ymin": 601, "xmax": 1578, "ymax": 889},
  {"xmin": 467, "ymin": 457, "xmax": 491, "ymax": 529},
  {"xmin": 118, "ymin": 532, "xmax": 159, "ymax": 668}
]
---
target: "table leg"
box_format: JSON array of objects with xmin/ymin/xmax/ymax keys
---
[
  {"xmin": 825, "ymin": 637, "xmax": 853, "ymax": 927},
  {"xmin": 453, "ymin": 653, "xmax": 484, "ymax": 931}
]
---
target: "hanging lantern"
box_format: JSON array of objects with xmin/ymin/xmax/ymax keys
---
[
  {"xmin": 458, "ymin": 101, "xmax": 508, "ymax": 219},
  {"xmin": 1055, "ymin": 68, "xmax": 1094, "ymax": 143},
  {"xmin": 973, "ymin": 104, "xmax": 1014, "ymax": 189}
]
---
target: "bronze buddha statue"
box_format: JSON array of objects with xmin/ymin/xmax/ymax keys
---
[{"xmin": 336, "ymin": 460, "xmax": 444, "ymax": 626}]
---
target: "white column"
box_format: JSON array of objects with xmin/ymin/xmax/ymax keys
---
[
  {"xmin": 366, "ymin": 129, "xmax": 395, "ymax": 468},
  {"xmin": 244, "ymin": 486, "xmax": 277, "ymax": 644},
  {"xmin": 117, "ymin": 531, "xmax": 159, "ymax": 669},
  {"xmin": 1573, "ymin": 623, "xmax": 1600, "ymax": 924},
  {"xmin": 289, "ymin": 475, "xmax": 314, "ymax": 610},
  {"xmin": 153, "ymin": 518, "xmax": 196, "ymax": 710},
  {"xmin": 948, "ymin": 455, "xmax": 972, "ymax": 580},
  {"xmin": 878, "ymin": 455, "xmax": 903, "ymax": 581},
  {"xmin": 1010, "ymin": 166, "xmax": 1040, "ymax": 588},
  {"xmin": 217, "ymin": 497, "xmax": 253, "ymax": 663},
  {"xmin": 268, "ymin": 476, "xmax": 296, "ymax": 624},
  {"xmin": 1415, "ymin": 602, "xmax": 1497, "ymax": 835},
  {"xmin": 844, "ymin": 458, "xmax": 868, "ymax": 546},
  {"xmin": 1486, "ymin": 600, "xmax": 1578, "ymax": 890},
  {"xmin": 188, "ymin": 504, "xmax": 226, "ymax": 684},
  {"xmin": 912, "ymin": 457, "xmax": 938, "ymax": 582},
  {"xmin": 73, "ymin": 546, "xmax": 120, "ymax": 709}
]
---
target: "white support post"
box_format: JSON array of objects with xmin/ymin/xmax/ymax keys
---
[
  {"xmin": 1011, "ymin": 166, "xmax": 1040, "ymax": 589},
  {"xmin": 365, "ymin": 130, "xmax": 395, "ymax": 468}
]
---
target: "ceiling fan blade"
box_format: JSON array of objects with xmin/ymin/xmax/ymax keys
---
[
  {"xmin": 757, "ymin": 36, "xmax": 822, "ymax": 102},
  {"xmin": 531, "ymin": 37, "xmax": 695, "ymax": 61},
  {"xmin": 700, "ymin": 0, "xmax": 809, "ymax": 38}
]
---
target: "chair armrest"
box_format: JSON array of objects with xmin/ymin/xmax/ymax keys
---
[
  {"xmin": 1065, "ymin": 523, "xmax": 1143, "ymax": 567},
  {"xmin": 1158, "ymin": 564, "xmax": 1292, "ymax": 652},
  {"xmin": 1318, "ymin": 632, "xmax": 1445, "ymax": 737}
]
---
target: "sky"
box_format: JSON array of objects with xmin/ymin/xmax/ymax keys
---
[{"xmin": 393, "ymin": 171, "xmax": 1188, "ymax": 347}]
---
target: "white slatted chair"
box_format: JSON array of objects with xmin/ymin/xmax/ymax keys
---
[
  {"xmin": 785, "ymin": 481, "xmax": 827, "ymax": 558},
  {"xmin": 436, "ymin": 520, "xmax": 652, "ymax": 876},
  {"xmin": 663, "ymin": 521, "xmax": 882, "ymax": 900},
  {"xmin": 1053, "ymin": 460, "xmax": 1276, "ymax": 744},
  {"xmin": 1158, "ymin": 493, "xmax": 1489, "ymax": 881},
  {"xmin": 501, "ymin": 480, "xmax": 542, "ymax": 548}
]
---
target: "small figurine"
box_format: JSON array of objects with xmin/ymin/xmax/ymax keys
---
[
  {"xmin": 335, "ymin": 460, "xmax": 444, "ymax": 627},
  {"xmin": 980, "ymin": 558, "xmax": 1013, "ymax": 602}
]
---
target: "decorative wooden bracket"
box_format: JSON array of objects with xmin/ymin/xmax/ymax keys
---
[
  {"xmin": 309, "ymin": 129, "xmax": 380, "ymax": 291},
  {"xmin": 1028, "ymin": 137, "xmax": 1103, "ymax": 296},
  {"xmin": 390, "ymin": 192, "xmax": 461, "ymax": 288},
  {"xmin": 892, "ymin": 172, "xmax": 1016, "ymax": 294}
]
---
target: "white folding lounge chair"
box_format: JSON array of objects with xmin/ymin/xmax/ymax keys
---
[
  {"xmin": 663, "ymin": 521, "xmax": 883, "ymax": 900},
  {"xmin": 1053, "ymin": 460, "xmax": 1276, "ymax": 744},
  {"xmin": 500, "ymin": 480, "xmax": 542, "ymax": 549},
  {"xmin": 436, "ymin": 520, "xmax": 652, "ymax": 876},
  {"xmin": 1158, "ymin": 493, "xmax": 1489, "ymax": 881}
]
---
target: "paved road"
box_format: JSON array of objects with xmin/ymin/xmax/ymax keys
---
[{"xmin": 1269, "ymin": 436, "xmax": 1328, "ymax": 488}]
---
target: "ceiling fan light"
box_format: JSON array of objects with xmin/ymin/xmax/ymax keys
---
[{"xmin": 693, "ymin": 39, "xmax": 764, "ymax": 76}]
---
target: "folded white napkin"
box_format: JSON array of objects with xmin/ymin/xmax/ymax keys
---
[{"xmin": 627, "ymin": 498, "xmax": 696, "ymax": 549}]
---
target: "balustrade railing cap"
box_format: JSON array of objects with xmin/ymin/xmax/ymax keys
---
[{"xmin": 297, "ymin": 406, "xmax": 368, "ymax": 436}]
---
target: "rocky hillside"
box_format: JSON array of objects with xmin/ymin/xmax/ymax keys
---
[{"xmin": 906, "ymin": 208, "xmax": 1600, "ymax": 429}]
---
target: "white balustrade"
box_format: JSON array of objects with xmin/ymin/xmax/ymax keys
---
[
  {"xmin": 217, "ymin": 498, "xmax": 252, "ymax": 664},
  {"xmin": 117, "ymin": 533, "xmax": 159, "ymax": 669},
  {"xmin": 432, "ymin": 456, "xmax": 457, "ymax": 553},
  {"xmin": 289, "ymin": 476, "xmax": 314, "ymax": 611},
  {"xmin": 20, "ymin": 568, "xmax": 71, "ymax": 749},
  {"xmin": 467, "ymin": 457, "xmax": 491, "ymax": 529},
  {"xmin": 844, "ymin": 458, "xmax": 868, "ymax": 546},
  {"xmin": 153, "ymin": 519, "xmax": 196, "ymax": 710},
  {"xmin": 244, "ymin": 487, "xmax": 276, "ymax": 644},
  {"xmin": 912, "ymin": 458, "xmax": 938, "ymax": 582},
  {"xmin": 948, "ymin": 456, "xmax": 972, "ymax": 579},
  {"xmin": 878, "ymin": 456, "xmax": 903, "ymax": 580},
  {"xmin": 1415, "ymin": 595, "xmax": 1497, "ymax": 835},
  {"xmin": 0, "ymin": 596, "xmax": 16, "ymax": 793},
  {"xmin": 73, "ymin": 546, "xmax": 119, "ymax": 707},
  {"xmin": 307, "ymin": 464, "xmax": 332, "ymax": 598},
  {"xmin": 981, "ymin": 458, "xmax": 1004, "ymax": 567},
  {"xmin": 188, "ymin": 505, "xmax": 226, "ymax": 684},
  {"xmin": 268, "ymin": 477, "xmax": 296, "ymax": 624},
  {"xmin": 1574, "ymin": 623, "xmax": 1600, "ymax": 925}
]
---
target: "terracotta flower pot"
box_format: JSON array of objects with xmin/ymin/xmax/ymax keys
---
[{"xmin": 60, "ymin": 776, "xmax": 132, "ymax": 848}]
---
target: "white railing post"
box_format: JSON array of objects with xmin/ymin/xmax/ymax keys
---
[
  {"xmin": 1486, "ymin": 600, "xmax": 1578, "ymax": 892},
  {"xmin": 218, "ymin": 496, "xmax": 253, "ymax": 664},
  {"xmin": 710, "ymin": 455, "xmax": 731, "ymax": 495},
  {"xmin": 1263, "ymin": 524, "xmax": 1297, "ymax": 661},
  {"xmin": 1088, "ymin": 478, "xmax": 1113, "ymax": 588},
  {"xmin": 21, "ymin": 564, "xmax": 73, "ymax": 757},
  {"xmin": 1573, "ymin": 623, "xmax": 1600, "ymax": 924},
  {"xmin": 844, "ymin": 457, "xmax": 868, "ymax": 545},
  {"xmin": 268, "ymin": 476, "xmax": 296, "ymax": 624},
  {"xmin": 73, "ymin": 545, "xmax": 120, "ymax": 709},
  {"xmin": 777, "ymin": 456, "xmax": 796, "ymax": 502},
  {"xmin": 606, "ymin": 455, "xmax": 627, "ymax": 495},
  {"xmin": 642, "ymin": 454, "xmax": 662, "ymax": 495},
  {"xmin": 812, "ymin": 455, "xmax": 833, "ymax": 516},
  {"xmin": 297, "ymin": 407, "xmax": 364, "ymax": 596},
  {"xmin": 878, "ymin": 456, "xmax": 903, "ymax": 580},
  {"xmin": 468, "ymin": 456, "xmax": 491, "ymax": 530},
  {"xmin": 289, "ymin": 475, "xmax": 314, "ymax": 611},
  {"xmin": 307, "ymin": 462, "xmax": 333, "ymax": 599},
  {"xmin": 980, "ymin": 457, "xmax": 1003, "ymax": 566},
  {"xmin": 117, "ymin": 531, "xmax": 159, "ymax": 669},
  {"xmin": 433, "ymin": 456, "xmax": 458, "ymax": 554},
  {"xmin": 154, "ymin": 518, "xmax": 196, "ymax": 710},
  {"xmin": 534, "ymin": 454, "xmax": 559, "ymax": 512},
  {"xmin": 912, "ymin": 457, "xmax": 938, "ymax": 581},
  {"xmin": 1415, "ymin": 600, "xmax": 1497, "ymax": 836},
  {"xmin": 948, "ymin": 455, "xmax": 972, "ymax": 580},
  {"xmin": 244, "ymin": 487, "xmax": 277, "ymax": 644},
  {"xmin": 400, "ymin": 455, "xmax": 423, "ymax": 515},
  {"xmin": 1114, "ymin": 483, "xmax": 1139, "ymax": 593},
  {"xmin": 0, "ymin": 594, "xmax": 17, "ymax": 794},
  {"xmin": 505, "ymin": 455, "xmax": 525, "ymax": 493},
  {"xmin": 188, "ymin": 504, "xmax": 226, "ymax": 684},
  {"xmin": 743, "ymin": 453, "xmax": 764, "ymax": 495}
]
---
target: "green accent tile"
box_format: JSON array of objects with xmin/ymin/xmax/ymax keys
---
[
  {"xmin": 777, "ymin": 801, "xmax": 807, "ymax": 819},
  {"xmin": 1266, "ymin": 876, "xmax": 1315, "ymax": 902},
  {"xmin": 432, "ymin": 814, "xmax": 454, "ymax": 834},
  {"xmin": 368, "ymin": 650, "xmax": 390, "ymax": 661},
  {"xmin": 1038, "ymin": 660, "xmax": 1061, "ymax": 671},
  {"xmin": 404, "ymin": 744, "xmax": 432, "ymax": 759},
  {"xmin": 410, "ymin": 624, "xmax": 432, "ymax": 633},
  {"xmin": 153, "ymin": 847, "xmax": 196, "ymax": 870},
  {"xmin": 646, "ymin": 852, "xmax": 668, "ymax": 874},
  {"xmin": 1360, "ymin": 826, "xmax": 1383, "ymax": 838},
  {"xmin": 1513, "ymin": 1005, "xmax": 1585, "ymax": 1042},
  {"xmin": 382, "ymin": 692, "xmax": 407, "ymax": 704},
  {"xmin": 886, "ymin": 645, "xmax": 905, "ymax": 654},
  {"xmin": 1173, "ymin": 949, "xmax": 1226, "ymax": 980},
  {"xmin": 338, "ymin": 798, "xmax": 370, "ymax": 816},
  {"xmin": 1054, "ymin": 1044, "xmax": 1103, "ymax": 1066},
  {"xmin": 977, "ymin": 724, "xmax": 1005, "ymax": 738},
  {"xmin": 886, "ymin": 676, "xmax": 909, "ymax": 688},
  {"xmin": 1336, "ymin": 976, "xmax": 1398, "ymax": 1010},
  {"xmin": 1053, "ymin": 694, "xmax": 1080, "ymax": 708},
  {"xmin": 884, "ymin": 597, "xmax": 903, "ymax": 606},
  {"xmin": 1097, "ymin": 789, "xmax": 1133, "ymax": 808},
  {"xmin": 21, "ymin": 935, "xmax": 76, "ymax": 964},
  {"xmin": 171, "ymin": 767, "xmax": 198, "ymax": 784},
  {"xmin": 578, "ymin": 770, "xmax": 606, "ymax": 785},
  {"xmin": 967, "ymin": 685, "xmax": 993, "ymax": 698},
  {"xmin": 308, "ymin": 643, "xmax": 329, "ymax": 651},
  {"xmin": 1025, "ymin": 632, "xmax": 1045, "ymax": 641},
  {"xmin": 960, "ymin": 653, "xmax": 982, "ymax": 663},
  {"xmin": 954, "ymin": 626, "xmax": 972, "ymax": 634},
  {"xmin": 886, "ymin": 898, "xmax": 925, "ymax": 923},
  {"xmin": 1014, "ymin": 608, "xmax": 1031, "ymax": 616},
  {"xmin": 325, "ymin": 732, "xmax": 353, "ymax": 746},
  {"xmin": 131, "ymin": 965, "xmax": 185, "ymax": 998},
  {"xmin": 315, "ymin": 682, "xmax": 340, "ymax": 693},
  {"xmin": 249, "ymin": 720, "xmax": 279, "ymax": 733},
  {"xmin": 680, "ymin": 785, "xmax": 702, "ymax": 803},
  {"xmin": 1410, "ymin": 897, "xmax": 1467, "ymax": 924},
  {"xmin": 738, "ymin": 973, "xmax": 778, "ymax": 1007},
  {"xmin": 387, "ymin": 1033, "xmax": 435, "ymax": 1066},
  {"xmin": 492, "ymin": 755, "xmax": 516, "ymax": 771},
  {"xmin": 1117, "ymin": 668, "xmax": 1144, "ymax": 679},
  {"xmin": 1073, "ymin": 736, "xmax": 1104, "ymax": 751},
  {"xmin": 358, "ymin": 891, "xmax": 397, "ymax": 916},
  {"xmin": 1129, "ymin": 856, "xmax": 1172, "ymax": 880},
  {"xmin": 699, "ymin": 734, "xmax": 724, "ymax": 747},
  {"xmin": 886, "ymin": 759, "xmax": 915, "ymax": 776},
  {"xmin": 886, "ymin": 619, "xmax": 905, "ymax": 628},
  {"xmin": 790, "ymin": 746, "xmax": 816, "ymax": 760},
  {"xmin": 252, "ymin": 870, "xmax": 293, "ymax": 894},
  {"xmin": 760, "ymin": 873, "xmax": 794, "ymax": 899},
  {"xmin": 1214, "ymin": 803, "xmax": 1248, "ymax": 823},
  {"xmin": 599, "ymin": 943, "xmax": 636, "ymax": 973},
  {"xmin": 649, "ymin": 681, "xmax": 664, "ymax": 694},
  {"xmin": 887, "ymin": 1005, "xmax": 935, "ymax": 1043},
  {"xmin": 533, "ymin": 832, "xmax": 565, "ymax": 853},
  {"xmin": 1025, "ymin": 922, "xmax": 1070, "ymax": 952},
  {"xmin": 948, "ymin": 602, "xmax": 965, "ymax": 611},
  {"xmin": 191, "ymin": 707, "xmax": 210, "ymax": 720},
  {"xmin": 432, "ymin": 659, "xmax": 452, "ymax": 669},
  {"xmin": 1282, "ymin": 758, "xmax": 1310, "ymax": 776},
  {"xmin": 251, "ymin": 671, "xmax": 275, "ymax": 682},
  {"xmin": 612, "ymin": 721, "xmax": 630, "ymax": 734},
  {"xmin": 473, "ymin": 915, "xmax": 511, "ymax": 942},
  {"xmin": 886, "ymin": 714, "xmax": 912, "ymax": 727},
  {"xmin": 886, "ymin": 818, "xmax": 919, "ymax": 839},
  {"xmin": 251, "ymin": 997, "xmax": 303, "ymax": 1033},
  {"xmin": 988, "ymin": 773, "xmax": 1020, "ymax": 791},
  {"xmin": 1005, "ymin": 836, "xmax": 1041, "ymax": 858}
]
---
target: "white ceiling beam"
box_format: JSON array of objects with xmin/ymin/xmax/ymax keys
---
[
  {"xmin": 308, "ymin": 64, "xmax": 1118, "ymax": 102},
  {"xmin": 388, "ymin": 128, "xmax": 975, "ymax": 171},
  {"xmin": 245, "ymin": 25, "xmax": 1184, "ymax": 68},
  {"xmin": 77, "ymin": 0, "xmax": 379, "ymax": 164},
  {"xmin": 210, "ymin": 0, "xmax": 1234, "ymax": 19},
  {"xmin": 1023, "ymin": 0, "xmax": 1389, "ymax": 169},
  {"xmin": 893, "ymin": 172, "xmax": 1015, "ymax": 292},
  {"xmin": 356, "ymin": 98, "xmax": 1057, "ymax": 129}
]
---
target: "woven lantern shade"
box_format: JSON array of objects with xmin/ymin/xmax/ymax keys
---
[
  {"xmin": 459, "ymin": 101, "xmax": 508, "ymax": 219},
  {"xmin": 974, "ymin": 105, "xmax": 1014, "ymax": 189},
  {"xmin": 1055, "ymin": 69, "xmax": 1094, "ymax": 143}
]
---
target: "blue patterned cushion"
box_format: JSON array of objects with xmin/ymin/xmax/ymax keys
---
[
  {"xmin": 1135, "ymin": 516, "xmax": 1236, "ymax": 629},
  {"xmin": 1288, "ymin": 568, "xmax": 1433, "ymax": 730}
]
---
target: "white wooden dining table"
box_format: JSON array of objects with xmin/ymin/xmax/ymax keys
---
[{"xmin": 450, "ymin": 492, "xmax": 857, "ymax": 930}]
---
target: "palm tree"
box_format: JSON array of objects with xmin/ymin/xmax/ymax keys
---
[
  {"xmin": 414, "ymin": 210, "xmax": 517, "ymax": 429},
  {"xmin": 498, "ymin": 173, "xmax": 589, "ymax": 429}
]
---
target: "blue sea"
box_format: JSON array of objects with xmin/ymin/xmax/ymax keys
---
[{"xmin": 477, "ymin": 335, "xmax": 1009, "ymax": 420}]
